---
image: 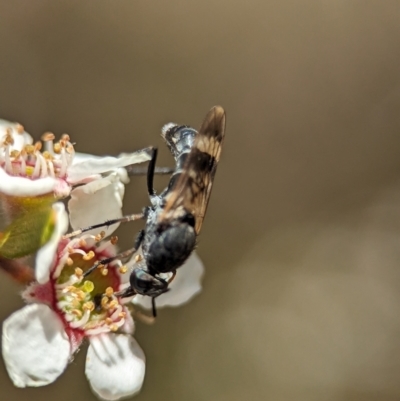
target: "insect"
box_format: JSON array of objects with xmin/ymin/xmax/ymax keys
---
[{"xmin": 69, "ymin": 106, "xmax": 226, "ymax": 316}]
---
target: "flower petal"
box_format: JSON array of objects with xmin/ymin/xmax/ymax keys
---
[
  {"xmin": 133, "ymin": 252, "xmax": 204, "ymax": 309},
  {"xmin": 86, "ymin": 334, "xmax": 145, "ymax": 401},
  {"xmin": 2, "ymin": 304, "xmax": 71, "ymax": 387},
  {"xmin": 35, "ymin": 202, "xmax": 69, "ymax": 284},
  {"xmin": 68, "ymin": 174, "xmax": 123, "ymax": 236},
  {"xmin": 67, "ymin": 149, "xmax": 152, "ymax": 184},
  {"xmin": 0, "ymin": 168, "xmax": 61, "ymax": 197}
]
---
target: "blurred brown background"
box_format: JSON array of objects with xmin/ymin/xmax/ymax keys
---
[{"xmin": 1, "ymin": 1, "xmax": 400, "ymax": 400}]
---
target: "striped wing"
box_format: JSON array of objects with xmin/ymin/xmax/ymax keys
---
[{"xmin": 162, "ymin": 106, "xmax": 226, "ymax": 234}]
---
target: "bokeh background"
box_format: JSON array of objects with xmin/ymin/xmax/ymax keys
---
[{"xmin": 1, "ymin": 1, "xmax": 400, "ymax": 400}]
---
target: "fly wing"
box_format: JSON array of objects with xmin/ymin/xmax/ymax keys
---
[{"xmin": 161, "ymin": 106, "xmax": 226, "ymax": 234}]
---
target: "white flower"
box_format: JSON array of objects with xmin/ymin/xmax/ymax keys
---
[
  {"xmin": 2, "ymin": 205, "xmax": 205, "ymax": 400},
  {"xmin": 2, "ymin": 209, "xmax": 146, "ymax": 400},
  {"xmin": 0, "ymin": 120, "xmax": 151, "ymax": 199},
  {"xmin": 0, "ymin": 119, "xmax": 151, "ymax": 260}
]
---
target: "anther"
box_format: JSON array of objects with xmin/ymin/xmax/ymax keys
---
[
  {"xmin": 15, "ymin": 124, "xmax": 24, "ymax": 134},
  {"xmin": 82, "ymin": 280, "xmax": 94, "ymax": 293},
  {"xmin": 110, "ymin": 236, "xmax": 118, "ymax": 245},
  {"xmin": 4, "ymin": 130, "xmax": 14, "ymax": 145},
  {"xmin": 61, "ymin": 133, "xmax": 70, "ymax": 142},
  {"xmin": 94, "ymin": 231, "xmax": 106, "ymax": 242},
  {"xmin": 42, "ymin": 151, "xmax": 53, "ymax": 160},
  {"xmin": 83, "ymin": 250, "xmax": 95, "ymax": 261},
  {"xmin": 79, "ymin": 238, "xmax": 87, "ymax": 248},
  {"xmin": 135, "ymin": 254, "xmax": 143, "ymax": 263},
  {"xmin": 53, "ymin": 143, "xmax": 61, "ymax": 153},
  {"xmin": 105, "ymin": 287, "xmax": 114, "ymax": 297},
  {"xmin": 41, "ymin": 132, "xmax": 55, "ymax": 141},
  {"xmin": 119, "ymin": 266, "xmax": 128, "ymax": 274},
  {"xmin": 24, "ymin": 144, "xmax": 35, "ymax": 155},
  {"xmin": 34, "ymin": 141, "xmax": 42, "ymax": 152},
  {"xmin": 83, "ymin": 301, "xmax": 95, "ymax": 312},
  {"xmin": 71, "ymin": 309, "xmax": 83, "ymax": 318},
  {"xmin": 101, "ymin": 268, "xmax": 109, "ymax": 276},
  {"xmin": 74, "ymin": 267, "xmax": 83, "ymax": 277},
  {"xmin": 109, "ymin": 324, "xmax": 118, "ymax": 332},
  {"xmin": 109, "ymin": 300, "xmax": 118, "ymax": 309}
]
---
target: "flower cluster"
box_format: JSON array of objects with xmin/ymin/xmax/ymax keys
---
[{"xmin": 0, "ymin": 119, "xmax": 204, "ymax": 400}]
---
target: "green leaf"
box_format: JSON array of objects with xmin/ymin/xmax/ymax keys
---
[{"xmin": 0, "ymin": 195, "xmax": 57, "ymax": 259}]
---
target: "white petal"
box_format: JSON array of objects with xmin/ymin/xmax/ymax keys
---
[
  {"xmin": 0, "ymin": 119, "xmax": 33, "ymax": 151},
  {"xmin": 2, "ymin": 304, "xmax": 71, "ymax": 387},
  {"xmin": 35, "ymin": 202, "xmax": 69, "ymax": 284},
  {"xmin": 86, "ymin": 334, "xmax": 145, "ymax": 401},
  {"xmin": 67, "ymin": 149, "xmax": 151, "ymax": 184},
  {"xmin": 0, "ymin": 168, "xmax": 60, "ymax": 197},
  {"xmin": 68, "ymin": 174, "xmax": 123, "ymax": 236},
  {"xmin": 133, "ymin": 252, "xmax": 205, "ymax": 309}
]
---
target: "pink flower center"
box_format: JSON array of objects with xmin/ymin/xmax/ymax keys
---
[{"xmin": 26, "ymin": 234, "xmax": 129, "ymax": 337}]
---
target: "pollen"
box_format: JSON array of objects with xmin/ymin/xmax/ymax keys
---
[
  {"xmin": 105, "ymin": 287, "xmax": 114, "ymax": 297},
  {"xmin": 64, "ymin": 285, "xmax": 77, "ymax": 294},
  {"xmin": 41, "ymin": 132, "xmax": 55, "ymax": 141},
  {"xmin": 24, "ymin": 144, "xmax": 35, "ymax": 155},
  {"xmin": 71, "ymin": 309, "xmax": 83, "ymax": 318},
  {"xmin": 9, "ymin": 149, "xmax": 20, "ymax": 159},
  {"xmin": 53, "ymin": 142, "xmax": 61, "ymax": 153},
  {"xmin": 94, "ymin": 232, "xmax": 104, "ymax": 242},
  {"xmin": 101, "ymin": 268, "xmax": 109, "ymax": 276},
  {"xmin": 109, "ymin": 300, "xmax": 118, "ymax": 309},
  {"xmin": 82, "ymin": 280, "xmax": 94, "ymax": 293},
  {"xmin": 42, "ymin": 151, "xmax": 53, "ymax": 160},
  {"xmin": 34, "ymin": 141, "xmax": 42, "ymax": 152},
  {"xmin": 119, "ymin": 265, "xmax": 128, "ymax": 274},
  {"xmin": 109, "ymin": 324, "xmax": 119, "ymax": 332},
  {"xmin": 83, "ymin": 250, "xmax": 95, "ymax": 261},
  {"xmin": 15, "ymin": 123, "xmax": 24, "ymax": 134},
  {"xmin": 74, "ymin": 267, "xmax": 83, "ymax": 277},
  {"xmin": 101, "ymin": 296, "xmax": 109, "ymax": 307},
  {"xmin": 83, "ymin": 301, "xmax": 95, "ymax": 312},
  {"xmin": 4, "ymin": 131, "xmax": 14, "ymax": 145}
]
